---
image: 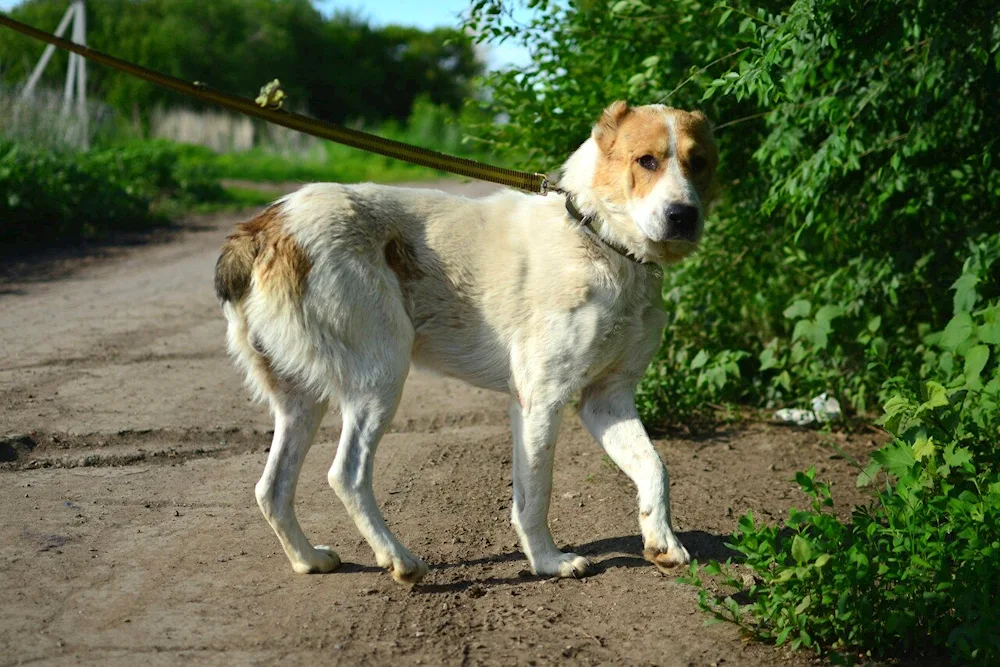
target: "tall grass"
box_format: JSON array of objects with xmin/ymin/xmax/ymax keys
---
[
  {"xmin": 190, "ymin": 96, "xmax": 489, "ymax": 183},
  {"xmin": 2, "ymin": 87, "xmax": 486, "ymax": 185},
  {"xmin": 0, "ymin": 85, "xmax": 119, "ymax": 150}
]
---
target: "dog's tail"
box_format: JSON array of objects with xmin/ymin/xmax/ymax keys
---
[
  {"xmin": 215, "ymin": 202, "xmax": 311, "ymax": 402},
  {"xmin": 215, "ymin": 217, "xmax": 264, "ymax": 305}
]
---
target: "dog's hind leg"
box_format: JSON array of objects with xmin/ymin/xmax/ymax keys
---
[
  {"xmin": 328, "ymin": 372, "xmax": 428, "ymax": 584},
  {"xmin": 256, "ymin": 387, "xmax": 340, "ymax": 574},
  {"xmin": 509, "ymin": 400, "xmax": 592, "ymax": 578}
]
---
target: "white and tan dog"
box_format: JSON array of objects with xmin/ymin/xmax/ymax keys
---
[{"xmin": 215, "ymin": 101, "xmax": 718, "ymax": 583}]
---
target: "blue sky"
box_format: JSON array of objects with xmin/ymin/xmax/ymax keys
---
[
  {"xmin": 0, "ymin": 0, "xmax": 531, "ymax": 70},
  {"xmin": 316, "ymin": 0, "xmax": 530, "ymax": 69}
]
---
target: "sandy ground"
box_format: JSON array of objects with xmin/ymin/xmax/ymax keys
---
[{"xmin": 0, "ymin": 180, "xmax": 876, "ymax": 666}]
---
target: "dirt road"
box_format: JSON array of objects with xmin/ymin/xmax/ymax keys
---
[{"xmin": 1, "ymin": 181, "xmax": 870, "ymax": 666}]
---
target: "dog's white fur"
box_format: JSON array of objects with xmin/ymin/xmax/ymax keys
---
[{"xmin": 217, "ymin": 102, "xmax": 718, "ymax": 582}]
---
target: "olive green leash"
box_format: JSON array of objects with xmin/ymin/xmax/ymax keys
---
[{"xmin": 0, "ymin": 13, "xmax": 552, "ymax": 194}]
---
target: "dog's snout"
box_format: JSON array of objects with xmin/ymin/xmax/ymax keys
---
[{"xmin": 664, "ymin": 204, "xmax": 700, "ymax": 241}]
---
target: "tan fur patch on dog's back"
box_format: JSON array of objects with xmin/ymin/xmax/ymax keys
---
[
  {"xmin": 215, "ymin": 205, "xmax": 311, "ymax": 304},
  {"xmin": 252, "ymin": 209, "xmax": 311, "ymax": 304}
]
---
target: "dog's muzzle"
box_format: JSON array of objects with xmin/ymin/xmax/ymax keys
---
[{"xmin": 663, "ymin": 203, "xmax": 700, "ymax": 242}]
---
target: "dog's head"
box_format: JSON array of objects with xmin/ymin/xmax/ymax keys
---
[{"xmin": 561, "ymin": 101, "xmax": 719, "ymax": 264}]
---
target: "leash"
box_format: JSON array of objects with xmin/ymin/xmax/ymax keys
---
[{"xmin": 0, "ymin": 13, "xmax": 551, "ymax": 194}]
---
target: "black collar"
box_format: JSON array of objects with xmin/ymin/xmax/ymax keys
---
[{"xmin": 562, "ymin": 195, "xmax": 648, "ymax": 265}]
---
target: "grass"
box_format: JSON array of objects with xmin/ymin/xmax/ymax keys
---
[
  {"xmin": 209, "ymin": 142, "xmax": 458, "ymax": 184},
  {"xmin": 180, "ymin": 185, "xmax": 277, "ymax": 214}
]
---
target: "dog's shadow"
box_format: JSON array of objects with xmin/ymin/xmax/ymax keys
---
[{"xmin": 413, "ymin": 530, "xmax": 738, "ymax": 594}]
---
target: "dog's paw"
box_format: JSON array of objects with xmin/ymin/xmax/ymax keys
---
[
  {"xmin": 643, "ymin": 543, "xmax": 690, "ymax": 574},
  {"xmin": 291, "ymin": 545, "xmax": 341, "ymax": 574},
  {"xmin": 381, "ymin": 550, "xmax": 429, "ymax": 585},
  {"xmin": 533, "ymin": 552, "xmax": 592, "ymax": 579}
]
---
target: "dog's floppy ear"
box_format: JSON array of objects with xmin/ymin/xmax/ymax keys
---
[
  {"xmin": 690, "ymin": 109, "xmax": 710, "ymax": 128},
  {"xmin": 592, "ymin": 100, "xmax": 630, "ymax": 153}
]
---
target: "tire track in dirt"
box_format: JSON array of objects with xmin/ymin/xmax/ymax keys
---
[
  {"xmin": 0, "ymin": 181, "xmax": 878, "ymax": 666},
  {"xmin": 1, "ymin": 408, "xmax": 513, "ymax": 471}
]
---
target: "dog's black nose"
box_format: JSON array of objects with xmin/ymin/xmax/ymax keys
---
[{"xmin": 665, "ymin": 204, "xmax": 700, "ymax": 240}]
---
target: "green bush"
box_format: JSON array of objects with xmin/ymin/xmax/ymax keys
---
[
  {"xmin": 684, "ymin": 236, "xmax": 1000, "ymax": 663},
  {"xmin": 467, "ymin": 0, "xmax": 1000, "ymax": 424},
  {"xmin": 0, "ymin": 139, "xmax": 222, "ymax": 247},
  {"xmin": 468, "ymin": 0, "xmax": 1000, "ymax": 661}
]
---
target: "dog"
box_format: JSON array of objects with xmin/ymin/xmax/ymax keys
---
[{"xmin": 215, "ymin": 101, "xmax": 718, "ymax": 583}]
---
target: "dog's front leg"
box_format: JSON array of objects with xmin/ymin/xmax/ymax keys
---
[
  {"xmin": 579, "ymin": 386, "xmax": 690, "ymax": 572},
  {"xmin": 509, "ymin": 400, "xmax": 591, "ymax": 578}
]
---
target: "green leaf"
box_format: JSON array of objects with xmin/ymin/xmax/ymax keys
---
[
  {"xmin": 793, "ymin": 320, "xmax": 827, "ymax": 348},
  {"xmin": 814, "ymin": 304, "xmax": 844, "ymax": 325},
  {"xmin": 979, "ymin": 319, "xmax": 1000, "ymax": 345},
  {"xmin": 872, "ymin": 441, "xmax": 916, "ymax": 478},
  {"xmin": 963, "ymin": 345, "xmax": 989, "ymax": 387},
  {"xmin": 627, "ymin": 73, "xmax": 646, "ymax": 87},
  {"xmin": 918, "ymin": 381, "xmax": 949, "ymax": 414},
  {"xmin": 759, "ymin": 346, "xmax": 780, "ymax": 371},
  {"xmin": 777, "ymin": 370, "xmax": 792, "ymax": 391},
  {"xmin": 882, "ymin": 394, "xmax": 910, "ymax": 416},
  {"xmin": 783, "ymin": 299, "xmax": 811, "ymax": 320},
  {"xmin": 952, "ymin": 272, "xmax": 980, "ymax": 313},
  {"xmin": 881, "ymin": 394, "xmax": 912, "ymax": 434},
  {"xmin": 814, "ymin": 553, "xmax": 832, "ymax": 568},
  {"xmin": 940, "ymin": 312, "xmax": 974, "ymax": 351},
  {"xmin": 943, "ymin": 444, "xmax": 973, "ymax": 470},
  {"xmin": 857, "ymin": 460, "xmax": 882, "ymax": 487},
  {"xmin": 913, "ymin": 437, "xmax": 936, "ymax": 461},
  {"xmin": 791, "ymin": 535, "xmax": 813, "ymax": 563},
  {"xmin": 691, "ymin": 349, "xmax": 710, "ymax": 370}
]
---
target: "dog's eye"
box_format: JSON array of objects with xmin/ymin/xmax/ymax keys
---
[
  {"xmin": 689, "ymin": 155, "xmax": 708, "ymax": 173},
  {"xmin": 637, "ymin": 155, "xmax": 659, "ymax": 171}
]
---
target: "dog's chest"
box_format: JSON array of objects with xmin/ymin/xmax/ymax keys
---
[
  {"xmin": 525, "ymin": 266, "xmax": 665, "ymax": 397},
  {"xmin": 577, "ymin": 283, "xmax": 660, "ymax": 374}
]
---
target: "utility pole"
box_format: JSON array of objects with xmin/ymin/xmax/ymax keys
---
[{"xmin": 21, "ymin": 1, "xmax": 88, "ymax": 148}]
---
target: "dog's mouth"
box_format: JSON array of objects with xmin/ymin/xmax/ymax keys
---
[{"xmin": 656, "ymin": 238, "xmax": 700, "ymax": 263}]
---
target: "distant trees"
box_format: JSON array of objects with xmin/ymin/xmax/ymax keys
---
[{"xmin": 0, "ymin": 0, "xmax": 483, "ymax": 123}]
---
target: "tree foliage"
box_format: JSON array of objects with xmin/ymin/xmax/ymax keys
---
[
  {"xmin": 469, "ymin": 1, "xmax": 1000, "ymax": 660},
  {"xmin": 0, "ymin": 0, "xmax": 483, "ymax": 123},
  {"xmin": 467, "ymin": 0, "xmax": 1000, "ymax": 420}
]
